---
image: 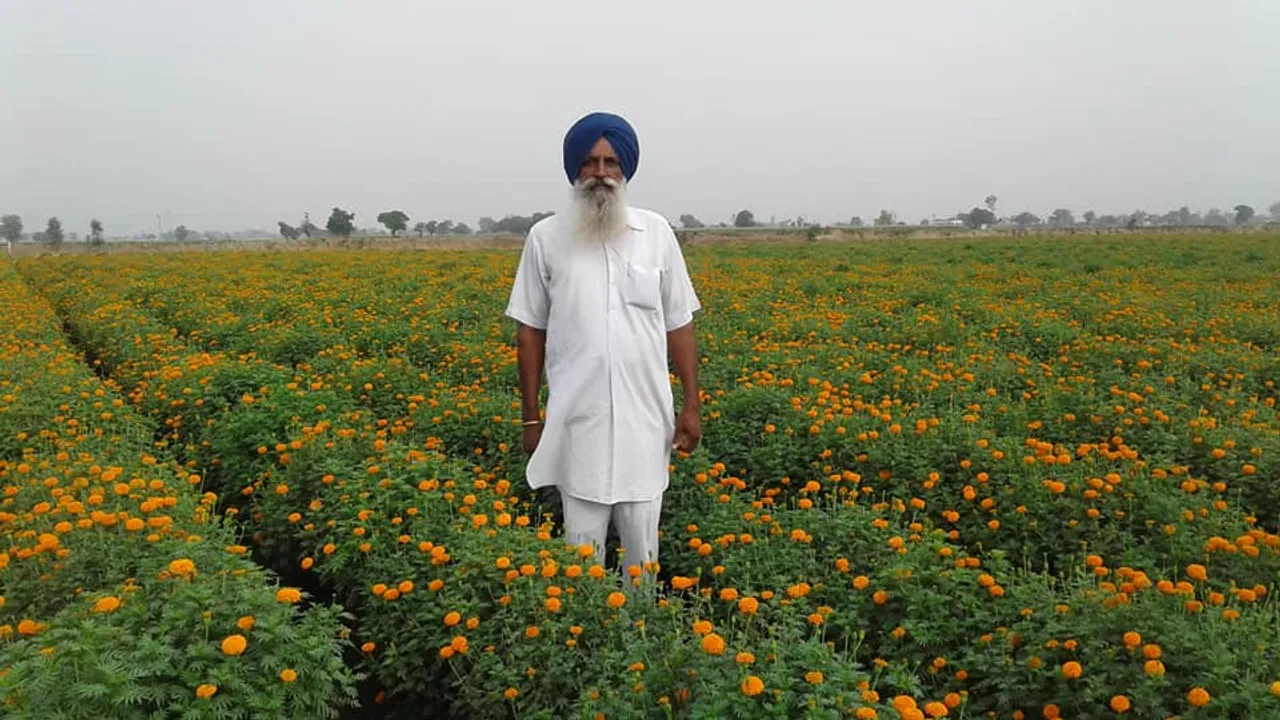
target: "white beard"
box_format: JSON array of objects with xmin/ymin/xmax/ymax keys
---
[{"xmin": 570, "ymin": 177, "xmax": 629, "ymax": 246}]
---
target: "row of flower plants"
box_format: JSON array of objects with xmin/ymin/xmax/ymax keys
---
[
  {"xmin": 0, "ymin": 261, "xmax": 359, "ymax": 718},
  {"xmin": 14, "ymin": 231, "xmax": 1280, "ymax": 718}
]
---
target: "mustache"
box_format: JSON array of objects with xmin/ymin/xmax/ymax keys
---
[{"xmin": 581, "ymin": 177, "xmax": 621, "ymax": 191}]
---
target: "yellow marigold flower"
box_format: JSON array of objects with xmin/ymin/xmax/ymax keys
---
[
  {"xmin": 276, "ymin": 587, "xmax": 302, "ymax": 604},
  {"xmin": 700, "ymin": 633, "xmax": 725, "ymax": 655},
  {"xmin": 237, "ymin": 616, "xmax": 255, "ymax": 631},
  {"xmin": 167, "ymin": 558, "xmax": 196, "ymax": 578},
  {"xmin": 196, "ymin": 683, "xmax": 217, "ymax": 699},
  {"xmin": 92, "ymin": 596, "xmax": 121, "ymax": 613},
  {"xmin": 221, "ymin": 634, "xmax": 247, "ymax": 656}
]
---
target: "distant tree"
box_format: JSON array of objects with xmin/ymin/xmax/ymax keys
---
[
  {"xmin": 1012, "ymin": 212, "xmax": 1040, "ymax": 227},
  {"xmin": 377, "ymin": 210, "xmax": 410, "ymax": 237},
  {"xmin": 874, "ymin": 209, "xmax": 896, "ymax": 226},
  {"xmin": 2, "ymin": 214, "xmax": 24, "ymax": 245},
  {"xmin": 1269, "ymin": 202, "xmax": 1280, "ymax": 222},
  {"xmin": 1049, "ymin": 208, "xmax": 1075, "ymax": 227},
  {"xmin": 89, "ymin": 219, "xmax": 104, "ymax": 245},
  {"xmin": 424, "ymin": 220, "xmax": 439, "ymax": 235},
  {"xmin": 733, "ymin": 210, "xmax": 755, "ymax": 228},
  {"xmin": 278, "ymin": 221, "xmax": 299, "ymax": 240},
  {"xmin": 44, "ymin": 217, "xmax": 64, "ymax": 245},
  {"xmin": 1234, "ymin": 204, "xmax": 1255, "ymax": 225},
  {"xmin": 326, "ymin": 207, "xmax": 356, "ymax": 237},
  {"xmin": 1082, "ymin": 211, "xmax": 1097, "ymax": 226},
  {"xmin": 1097, "ymin": 214, "xmax": 1121, "ymax": 227},
  {"xmin": 679, "ymin": 214, "xmax": 705, "ymax": 229},
  {"xmin": 984, "ymin": 195, "xmax": 998, "ymax": 214},
  {"xmin": 1125, "ymin": 210, "xmax": 1148, "ymax": 229},
  {"xmin": 1204, "ymin": 208, "xmax": 1228, "ymax": 226},
  {"xmin": 1176, "ymin": 206, "xmax": 1192, "ymax": 226},
  {"xmin": 963, "ymin": 207, "xmax": 996, "ymax": 229},
  {"xmin": 299, "ymin": 212, "xmax": 317, "ymax": 238},
  {"xmin": 413, "ymin": 221, "xmax": 428, "ymax": 237},
  {"xmin": 436, "ymin": 220, "xmax": 454, "ymax": 235},
  {"xmin": 203, "ymin": 231, "xmax": 220, "ymax": 242},
  {"xmin": 848, "ymin": 216, "xmax": 864, "ymax": 228},
  {"xmin": 478, "ymin": 216, "xmax": 497, "ymax": 233},
  {"xmin": 453, "ymin": 222, "xmax": 472, "ymax": 235},
  {"xmin": 174, "ymin": 225, "xmax": 191, "ymax": 242}
]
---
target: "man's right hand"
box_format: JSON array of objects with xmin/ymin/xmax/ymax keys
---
[{"xmin": 522, "ymin": 423, "xmax": 543, "ymax": 454}]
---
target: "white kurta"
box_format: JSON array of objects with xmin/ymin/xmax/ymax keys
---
[{"xmin": 504, "ymin": 206, "xmax": 701, "ymax": 505}]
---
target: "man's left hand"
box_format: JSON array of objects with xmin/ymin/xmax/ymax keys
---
[{"xmin": 672, "ymin": 405, "xmax": 702, "ymax": 454}]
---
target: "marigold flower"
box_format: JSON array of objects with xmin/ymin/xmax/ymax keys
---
[
  {"xmin": 221, "ymin": 634, "xmax": 247, "ymax": 656},
  {"xmin": 740, "ymin": 675, "xmax": 764, "ymax": 697},
  {"xmin": 279, "ymin": 668, "xmax": 297, "ymax": 683},
  {"xmin": 276, "ymin": 587, "xmax": 301, "ymax": 604},
  {"xmin": 92, "ymin": 596, "xmax": 121, "ymax": 613},
  {"xmin": 196, "ymin": 683, "xmax": 217, "ymax": 699},
  {"xmin": 700, "ymin": 633, "xmax": 725, "ymax": 655}
]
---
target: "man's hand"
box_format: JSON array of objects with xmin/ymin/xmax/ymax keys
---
[
  {"xmin": 672, "ymin": 405, "xmax": 701, "ymax": 454},
  {"xmin": 523, "ymin": 423, "xmax": 543, "ymax": 455}
]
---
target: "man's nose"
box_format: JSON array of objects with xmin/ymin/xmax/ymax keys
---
[{"xmin": 589, "ymin": 158, "xmax": 608, "ymax": 177}]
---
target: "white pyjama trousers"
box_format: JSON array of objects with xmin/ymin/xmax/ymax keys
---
[{"xmin": 560, "ymin": 492, "xmax": 663, "ymax": 581}]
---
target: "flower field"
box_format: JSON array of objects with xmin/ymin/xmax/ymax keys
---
[{"xmin": 4, "ymin": 231, "xmax": 1280, "ymax": 718}]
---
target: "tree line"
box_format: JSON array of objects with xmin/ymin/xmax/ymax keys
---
[
  {"xmin": 4, "ymin": 200, "xmax": 1278, "ymax": 248},
  {"xmin": 275, "ymin": 208, "xmax": 558, "ymax": 240}
]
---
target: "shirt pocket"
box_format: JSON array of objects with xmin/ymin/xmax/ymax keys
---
[{"xmin": 622, "ymin": 262, "xmax": 661, "ymax": 311}]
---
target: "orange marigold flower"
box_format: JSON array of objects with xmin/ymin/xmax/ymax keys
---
[
  {"xmin": 221, "ymin": 634, "xmax": 248, "ymax": 656},
  {"xmin": 92, "ymin": 596, "xmax": 121, "ymax": 613},
  {"xmin": 1187, "ymin": 687, "xmax": 1210, "ymax": 707},
  {"xmin": 1061, "ymin": 661, "xmax": 1082, "ymax": 679},
  {"xmin": 740, "ymin": 675, "xmax": 764, "ymax": 697},
  {"xmin": 700, "ymin": 633, "xmax": 726, "ymax": 655},
  {"xmin": 196, "ymin": 683, "xmax": 218, "ymax": 699},
  {"xmin": 607, "ymin": 592, "xmax": 627, "ymax": 609},
  {"xmin": 276, "ymin": 587, "xmax": 302, "ymax": 604},
  {"xmin": 1109, "ymin": 695, "xmax": 1130, "ymax": 713},
  {"xmin": 279, "ymin": 668, "xmax": 297, "ymax": 683}
]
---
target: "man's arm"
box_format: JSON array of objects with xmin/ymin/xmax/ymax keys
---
[
  {"xmin": 516, "ymin": 323, "xmax": 546, "ymax": 420},
  {"xmin": 667, "ymin": 323, "xmax": 699, "ymax": 410},
  {"xmin": 668, "ymin": 322, "xmax": 701, "ymax": 453}
]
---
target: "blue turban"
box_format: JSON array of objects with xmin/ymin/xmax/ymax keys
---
[{"xmin": 562, "ymin": 112, "xmax": 639, "ymax": 184}]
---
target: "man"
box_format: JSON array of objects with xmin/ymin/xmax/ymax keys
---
[{"xmin": 504, "ymin": 111, "xmax": 702, "ymax": 584}]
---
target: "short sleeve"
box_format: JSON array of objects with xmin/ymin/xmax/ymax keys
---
[
  {"xmin": 505, "ymin": 231, "xmax": 549, "ymax": 329},
  {"xmin": 660, "ymin": 226, "xmax": 701, "ymax": 331}
]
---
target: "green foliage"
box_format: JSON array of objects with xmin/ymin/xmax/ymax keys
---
[
  {"xmin": 0, "ymin": 264, "xmax": 359, "ymax": 718},
  {"xmin": 12, "ymin": 231, "xmax": 1280, "ymax": 718}
]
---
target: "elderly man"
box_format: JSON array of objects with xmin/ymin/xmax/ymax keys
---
[{"xmin": 505, "ymin": 111, "xmax": 702, "ymax": 582}]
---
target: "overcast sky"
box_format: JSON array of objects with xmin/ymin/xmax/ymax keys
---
[{"xmin": 3, "ymin": 1, "xmax": 1278, "ymax": 236}]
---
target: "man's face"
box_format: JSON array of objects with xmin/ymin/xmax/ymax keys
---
[{"xmin": 578, "ymin": 137, "xmax": 624, "ymax": 185}]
